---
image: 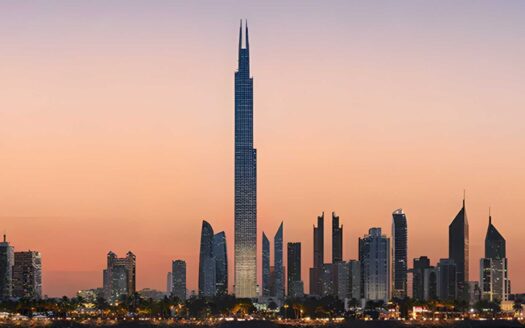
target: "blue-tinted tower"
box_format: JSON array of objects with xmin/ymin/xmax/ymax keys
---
[{"xmin": 234, "ymin": 20, "xmax": 257, "ymax": 298}]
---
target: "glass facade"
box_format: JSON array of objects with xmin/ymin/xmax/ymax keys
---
[
  {"xmin": 392, "ymin": 208, "xmax": 408, "ymax": 299},
  {"xmin": 234, "ymin": 20, "xmax": 257, "ymax": 298}
]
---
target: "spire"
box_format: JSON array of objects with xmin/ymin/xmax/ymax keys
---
[
  {"xmin": 245, "ymin": 19, "xmax": 249, "ymax": 52},
  {"xmin": 238, "ymin": 19, "xmax": 243, "ymax": 51},
  {"xmin": 2, "ymin": 233, "xmax": 5, "ymax": 243},
  {"xmin": 463, "ymin": 189, "xmax": 466, "ymax": 207},
  {"xmin": 489, "ymin": 207, "xmax": 492, "ymax": 225}
]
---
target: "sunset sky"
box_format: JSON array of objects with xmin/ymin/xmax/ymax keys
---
[{"xmin": 1, "ymin": 1, "xmax": 524, "ymax": 297}]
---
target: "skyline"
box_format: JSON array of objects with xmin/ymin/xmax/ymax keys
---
[{"xmin": 1, "ymin": 1, "xmax": 525, "ymax": 297}]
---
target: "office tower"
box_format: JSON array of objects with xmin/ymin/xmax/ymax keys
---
[
  {"xmin": 172, "ymin": 260, "xmax": 186, "ymax": 300},
  {"xmin": 167, "ymin": 272, "xmax": 173, "ymax": 294},
  {"xmin": 287, "ymin": 242, "xmax": 303, "ymax": 298},
  {"xmin": 392, "ymin": 209, "xmax": 408, "ymax": 299},
  {"xmin": 480, "ymin": 214, "xmax": 510, "ymax": 301},
  {"xmin": 198, "ymin": 220, "xmax": 216, "ymax": 297},
  {"xmin": 262, "ymin": 233, "xmax": 270, "ymax": 297},
  {"xmin": 320, "ymin": 263, "xmax": 335, "ymax": 297},
  {"xmin": 309, "ymin": 213, "xmax": 324, "ymax": 296},
  {"xmin": 103, "ymin": 251, "xmax": 136, "ymax": 302},
  {"xmin": 423, "ymin": 267, "xmax": 438, "ymax": 301},
  {"xmin": 332, "ymin": 212, "xmax": 343, "ymax": 263},
  {"xmin": 12, "ymin": 251, "xmax": 42, "ymax": 300},
  {"xmin": 234, "ymin": 20, "xmax": 257, "ymax": 299},
  {"xmin": 273, "ymin": 222, "xmax": 284, "ymax": 301},
  {"xmin": 213, "ymin": 231, "xmax": 228, "ymax": 296},
  {"xmin": 335, "ymin": 261, "xmax": 349, "ymax": 300},
  {"xmin": 0, "ymin": 235, "xmax": 14, "ymax": 301},
  {"xmin": 359, "ymin": 228, "xmax": 390, "ymax": 302},
  {"xmin": 412, "ymin": 256, "xmax": 431, "ymax": 301},
  {"xmin": 449, "ymin": 197, "xmax": 469, "ymax": 300},
  {"xmin": 348, "ymin": 260, "xmax": 361, "ymax": 301},
  {"xmin": 437, "ymin": 259, "xmax": 457, "ymax": 301}
]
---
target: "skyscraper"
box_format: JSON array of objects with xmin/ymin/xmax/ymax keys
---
[
  {"xmin": 412, "ymin": 256, "xmax": 431, "ymax": 301},
  {"xmin": 332, "ymin": 212, "xmax": 343, "ymax": 263},
  {"xmin": 480, "ymin": 213, "xmax": 510, "ymax": 301},
  {"xmin": 348, "ymin": 260, "xmax": 362, "ymax": 301},
  {"xmin": 0, "ymin": 235, "xmax": 14, "ymax": 301},
  {"xmin": 392, "ymin": 209, "xmax": 408, "ymax": 299},
  {"xmin": 359, "ymin": 228, "xmax": 390, "ymax": 302},
  {"xmin": 213, "ymin": 231, "xmax": 228, "ymax": 296},
  {"xmin": 437, "ymin": 258, "xmax": 457, "ymax": 301},
  {"xmin": 198, "ymin": 220, "xmax": 216, "ymax": 297},
  {"xmin": 287, "ymin": 242, "xmax": 303, "ymax": 298},
  {"xmin": 274, "ymin": 222, "xmax": 284, "ymax": 301},
  {"xmin": 12, "ymin": 251, "xmax": 42, "ymax": 300},
  {"xmin": 172, "ymin": 260, "xmax": 186, "ymax": 300},
  {"xmin": 234, "ymin": 20, "xmax": 257, "ymax": 299},
  {"xmin": 262, "ymin": 232, "xmax": 270, "ymax": 297},
  {"xmin": 309, "ymin": 213, "xmax": 324, "ymax": 296},
  {"xmin": 449, "ymin": 197, "xmax": 469, "ymax": 300},
  {"xmin": 103, "ymin": 251, "xmax": 136, "ymax": 302}
]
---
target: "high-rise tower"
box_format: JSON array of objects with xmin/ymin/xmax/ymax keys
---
[
  {"xmin": 449, "ymin": 197, "xmax": 469, "ymax": 300},
  {"xmin": 262, "ymin": 233, "xmax": 270, "ymax": 297},
  {"xmin": 234, "ymin": 20, "xmax": 257, "ymax": 298},
  {"xmin": 332, "ymin": 212, "xmax": 343, "ymax": 263},
  {"xmin": 309, "ymin": 213, "xmax": 324, "ymax": 296},
  {"xmin": 392, "ymin": 208, "xmax": 408, "ymax": 299},
  {"xmin": 480, "ymin": 213, "xmax": 510, "ymax": 301},
  {"xmin": 273, "ymin": 222, "xmax": 284, "ymax": 301}
]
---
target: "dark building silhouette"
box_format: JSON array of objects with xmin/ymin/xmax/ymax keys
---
[
  {"xmin": 485, "ymin": 214, "xmax": 505, "ymax": 260},
  {"xmin": 287, "ymin": 242, "xmax": 303, "ymax": 298},
  {"xmin": 273, "ymin": 222, "xmax": 284, "ymax": 301},
  {"xmin": 262, "ymin": 232, "xmax": 270, "ymax": 297},
  {"xmin": 412, "ymin": 256, "xmax": 438, "ymax": 301},
  {"xmin": 172, "ymin": 260, "xmax": 186, "ymax": 300},
  {"xmin": 198, "ymin": 220, "xmax": 216, "ymax": 297},
  {"xmin": 412, "ymin": 256, "xmax": 431, "ymax": 301},
  {"xmin": 437, "ymin": 258, "xmax": 457, "ymax": 301},
  {"xmin": 234, "ymin": 20, "xmax": 257, "ymax": 298},
  {"xmin": 392, "ymin": 209, "xmax": 408, "ymax": 299},
  {"xmin": 103, "ymin": 251, "xmax": 135, "ymax": 302},
  {"xmin": 213, "ymin": 231, "xmax": 228, "ymax": 295},
  {"xmin": 309, "ymin": 213, "xmax": 324, "ymax": 296},
  {"xmin": 0, "ymin": 235, "xmax": 14, "ymax": 301},
  {"xmin": 449, "ymin": 197, "xmax": 469, "ymax": 300},
  {"xmin": 332, "ymin": 212, "xmax": 343, "ymax": 263}
]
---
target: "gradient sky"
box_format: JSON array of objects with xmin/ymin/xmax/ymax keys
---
[{"xmin": 1, "ymin": 1, "xmax": 524, "ymax": 297}]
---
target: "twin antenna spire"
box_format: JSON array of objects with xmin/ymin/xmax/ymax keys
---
[{"xmin": 238, "ymin": 19, "xmax": 249, "ymax": 51}]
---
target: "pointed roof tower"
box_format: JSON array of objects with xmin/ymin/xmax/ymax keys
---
[{"xmin": 485, "ymin": 210, "xmax": 506, "ymax": 259}]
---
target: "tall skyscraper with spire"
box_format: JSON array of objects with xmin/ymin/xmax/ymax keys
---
[
  {"xmin": 449, "ymin": 196, "xmax": 469, "ymax": 300},
  {"xmin": 480, "ymin": 212, "xmax": 510, "ymax": 301},
  {"xmin": 234, "ymin": 20, "xmax": 257, "ymax": 298}
]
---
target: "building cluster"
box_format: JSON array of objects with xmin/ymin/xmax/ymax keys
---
[
  {"xmin": 162, "ymin": 24, "xmax": 512, "ymax": 308},
  {"xmin": 0, "ymin": 235, "xmax": 42, "ymax": 301}
]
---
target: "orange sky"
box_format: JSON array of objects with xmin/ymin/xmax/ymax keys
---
[{"xmin": 1, "ymin": 1, "xmax": 524, "ymax": 297}]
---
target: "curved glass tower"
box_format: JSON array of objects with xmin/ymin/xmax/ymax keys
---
[{"xmin": 234, "ymin": 20, "xmax": 257, "ymax": 298}]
